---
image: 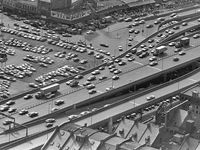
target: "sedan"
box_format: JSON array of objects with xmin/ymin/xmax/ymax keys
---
[
  {"xmin": 112, "ymin": 75, "xmax": 119, "ymax": 80},
  {"xmin": 55, "ymin": 99, "xmax": 64, "ymax": 106},
  {"xmin": 146, "ymin": 95, "xmax": 155, "ymax": 101},
  {"xmin": 87, "ymin": 75, "xmax": 96, "ymax": 81},
  {"xmin": 19, "ymin": 109, "xmax": 28, "ymax": 115},
  {"xmin": 28, "ymin": 112, "xmax": 39, "ymax": 118},
  {"xmin": 88, "ymin": 89, "xmax": 97, "ymax": 94},
  {"xmin": 24, "ymin": 94, "xmax": 33, "ymax": 100},
  {"xmin": 45, "ymin": 118, "xmax": 56, "ymax": 123},
  {"xmin": 86, "ymin": 84, "xmax": 95, "ymax": 90},
  {"xmin": 6, "ymin": 100, "xmax": 15, "ymax": 105},
  {"xmin": 8, "ymin": 108, "xmax": 17, "ymax": 113}
]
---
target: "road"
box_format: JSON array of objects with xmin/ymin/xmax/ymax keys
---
[
  {"xmin": 0, "ymin": 12, "xmax": 200, "ymax": 131},
  {"xmin": 0, "ymin": 6, "xmax": 200, "ymax": 149},
  {"xmin": 5, "ymin": 60, "xmax": 200, "ymax": 150}
]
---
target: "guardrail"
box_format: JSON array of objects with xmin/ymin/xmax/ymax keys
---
[
  {"xmin": 2, "ymin": 60, "xmax": 200, "ymax": 149},
  {"xmin": 158, "ymin": 24, "xmax": 200, "ymax": 46}
]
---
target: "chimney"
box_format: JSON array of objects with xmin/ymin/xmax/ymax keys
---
[
  {"xmin": 119, "ymin": 129, "xmax": 124, "ymax": 137},
  {"xmin": 84, "ymin": 123, "xmax": 87, "ymax": 127},
  {"xmin": 145, "ymin": 136, "xmax": 151, "ymax": 146},
  {"xmin": 132, "ymin": 133, "xmax": 138, "ymax": 142},
  {"xmin": 147, "ymin": 123, "xmax": 151, "ymax": 130},
  {"xmin": 192, "ymin": 90, "xmax": 199, "ymax": 98},
  {"xmin": 121, "ymin": 116, "xmax": 125, "ymax": 122}
]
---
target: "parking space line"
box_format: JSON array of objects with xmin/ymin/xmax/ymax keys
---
[
  {"xmin": 147, "ymin": 66, "xmax": 162, "ymax": 71},
  {"xmin": 133, "ymin": 61, "xmax": 144, "ymax": 66}
]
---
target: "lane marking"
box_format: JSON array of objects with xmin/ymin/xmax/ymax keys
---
[
  {"xmin": 147, "ymin": 66, "xmax": 162, "ymax": 71},
  {"xmin": 189, "ymin": 78, "xmax": 197, "ymax": 82},
  {"xmin": 97, "ymin": 90, "xmax": 103, "ymax": 94},
  {"xmin": 129, "ymin": 101, "xmax": 139, "ymax": 106},
  {"xmin": 134, "ymin": 61, "xmax": 144, "ymax": 66}
]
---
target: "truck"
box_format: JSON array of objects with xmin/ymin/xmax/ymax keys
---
[
  {"xmin": 152, "ymin": 46, "xmax": 167, "ymax": 56},
  {"xmin": 35, "ymin": 83, "xmax": 60, "ymax": 99}
]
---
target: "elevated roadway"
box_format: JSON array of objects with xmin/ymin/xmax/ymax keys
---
[
  {"xmin": 3, "ymin": 60, "xmax": 200, "ymax": 150},
  {"xmin": 1, "ymin": 14, "xmax": 200, "ymax": 130}
]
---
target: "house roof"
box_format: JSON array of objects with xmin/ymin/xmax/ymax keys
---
[
  {"xmin": 115, "ymin": 118, "xmax": 135, "ymax": 138},
  {"xmin": 126, "ymin": 122, "xmax": 147, "ymax": 142},
  {"xmin": 138, "ymin": 124, "xmax": 160, "ymax": 145}
]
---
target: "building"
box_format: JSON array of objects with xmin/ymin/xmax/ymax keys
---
[
  {"xmin": 2, "ymin": 0, "xmax": 38, "ymax": 13},
  {"xmin": 41, "ymin": 123, "xmax": 159, "ymax": 150}
]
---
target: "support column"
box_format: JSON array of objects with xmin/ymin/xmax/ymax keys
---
[{"xmin": 108, "ymin": 117, "xmax": 113, "ymax": 134}]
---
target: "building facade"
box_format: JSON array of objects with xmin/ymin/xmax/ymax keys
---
[{"xmin": 2, "ymin": 0, "xmax": 38, "ymax": 13}]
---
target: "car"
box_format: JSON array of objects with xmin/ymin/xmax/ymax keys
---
[
  {"xmin": 170, "ymin": 13, "xmax": 177, "ymax": 17},
  {"xmin": 74, "ymin": 75, "xmax": 83, "ymax": 80},
  {"xmin": 80, "ymin": 111, "xmax": 90, "ymax": 116},
  {"xmin": 3, "ymin": 120, "xmax": 13, "ymax": 126},
  {"xmin": 146, "ymin": 24, "xmax": 153, "ymax": 28},
  {"xmin": 179, "ymin": 51, "xmax": 186, "ymax": 55},
  {"xmin": 46, "ymin": 123, "xmax": 54, "ymax": 128},
  {"xmin": 24, "ymin": 94, "xmax": 33, "ymax": 100},
  {"xmin": 149, "ymin": 56, "xmax": 157, "ymax": 62},
  {"xmin": 118, "ymin": 46, "xmax": 123, "ymax": 51},
  {"xmin": 100, "ymin": 43, "xmax": 109, "ymax": 47},
  {"xmin": 8, "ymin": 107, "xmax": 17, "ymax": 113},
  {"xmin": 83, "ymin": 81, "xmax": 91, "ymax": 86},
  {"xmin": 92, "ymin": 70, "xmax": 100, "ymax": 75},
  {"xmin": 193, "ymin": 34, "xmax": 200, "ymax": 39},
  {"xmin": 99, "ymin": 76, "xmax": 107, "ymax": 80},
  {"xmin": 104, "ymin": 104, "xmax": 111, "ymax": 107},
  {"xmin": 45, "ymin": 118, "xmax": 56, "ymax": 123},
  {"xmin": 173, "ymin": 26, "xmax": 180, "ymax": 30},
  {"xmin": 19, "ymin": 109, "xmax": 28, "ymax": 115},
  {"xmin": 148, "ymin": 39, "xmax": 154, "ymax": 43},
  {"xmin": 169, "ymin": 42, "xmax": 176, "ymax": 47},
  {"xmin": 173, "ymin": 57, "xmax": 179, "ymax": 62},
  {"xmin": 113, "ymin": 69, "xmax": 122, "ymax": 74},
  {"xmin": 118, "ymin": 61, "xmax": 126, "ymax": 66},
  {"xmin": 55, "ymin": 99, "xmax": 64, "ymax": 106},
  {"xmin": 146, "ymin": 95, "xmax": 155, "ymax": 101},
  {"xmin": 51, "ymin": 107, "xmax": 60, "ymax": 112},
  {"xmin": 88, "ymin": 89, "xmax": 97, "ymax": 94},
  {"xmin": 112, "ymin": 75, "xmax": 119, "ymax": 80},
  {"xmin": 86, "ymin": 84, "xmax": 95, "ymax": 90},
  {"xmin": 87, "ymin": 75, "xmax": 96, "ymax": 81},
  {"xmin": 149, "ymin": 61, "xmax": 158, "ymax": 66},
  {"xmin": 6, "ymin": 100, "xmax": 15, "ymax": 105},
  {"xmin": 129, "ymin": 29, "xmax": 135, "ymax": 33},
  {"xmin": 28, "ymin": 112, "xmax": 38, "ymax": 118},
  {"xmin": 0, "ymin": 105, "xmax": 9, "ymax": 112},
  {"xmin": 68, "ymin": 114, "xmax": 78, "ymax": 120},
  {"xmin": 182, "ymin": 22, "xmax": 188, "ymax": 26}
]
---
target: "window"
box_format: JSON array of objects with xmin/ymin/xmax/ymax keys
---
[
  {"xmin": 196, "ymin": 110, "xmax": 198, "ymax": 114},
  {"xmin": 196, "ymin": 106, "xmax": 199, "ymax": 109}
]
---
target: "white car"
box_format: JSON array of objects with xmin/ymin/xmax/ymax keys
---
[{"xmin": 146, "ymin": 95, "xmax": 155, "ymax": 101}]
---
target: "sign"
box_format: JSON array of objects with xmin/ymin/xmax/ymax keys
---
[{"xmin": 51, "ymin": 11, "xmax": 71, "ymax": 20}]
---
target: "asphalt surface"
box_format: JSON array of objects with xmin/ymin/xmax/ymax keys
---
[{"xmin": 0, "ymin": 6, "xmax": 200, "ymax": 149}]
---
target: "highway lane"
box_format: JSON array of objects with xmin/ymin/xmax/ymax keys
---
[
  {"xmin": 1, "ymin": 41, "xmax": 200, "ymax": 131},
  {"xmin": 76, "ymin": 71, "xmax": 200, "ymax": 127},
  {"xmin": 0, "ymin": 7, "xmax": 198, "ymax": 110},
  {"xmin": 0, "ymin": 15, "xmax": 200, "ymax": 125},
  {"xmin": 4, "ymin": 61, "xmax": 200, "ymax": 150},
  {"xmin": 1, "ymin": 7, "xmax": 200, "ymax": 148}
]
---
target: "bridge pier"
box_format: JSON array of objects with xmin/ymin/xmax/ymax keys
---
[{"xmin": 108, "ymin": 117, "xmax": 113, "ymax": 134}]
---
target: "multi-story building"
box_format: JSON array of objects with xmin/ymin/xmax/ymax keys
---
[{"xmin": 2, "ymin": 0, "xmax": 38, "ymax": 13}]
